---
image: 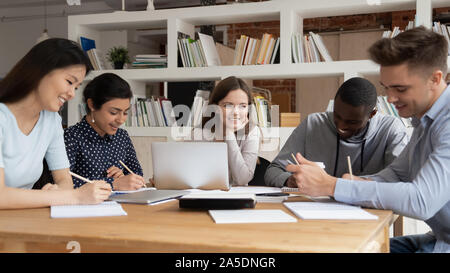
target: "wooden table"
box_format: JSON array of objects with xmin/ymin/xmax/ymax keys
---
[{"xmin": 0, "ymin": 197, "xmax": 394, "ymax": 253}]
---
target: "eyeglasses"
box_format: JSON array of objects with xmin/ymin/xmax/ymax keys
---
[{"xmin": 219, "ymin": 103, "xmax": 249, "ymax": 111}]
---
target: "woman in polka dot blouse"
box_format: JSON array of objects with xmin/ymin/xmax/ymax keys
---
[{"xmin": 64, "ymin": 73, "xmax": 146, "ymax": 191}]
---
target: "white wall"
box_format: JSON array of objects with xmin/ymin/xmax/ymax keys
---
[
  {"xmin": 0, "ymin": 2, "xmax": 113, "ymax": 77},
  {"xmin": 0, "ymin": 17, "xmax": 67, "ymax": 77}
]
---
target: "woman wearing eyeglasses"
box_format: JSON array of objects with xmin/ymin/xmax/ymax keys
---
[{"xmin": 201, "ymin": 76, "xmax": 260, "ymax": 186}]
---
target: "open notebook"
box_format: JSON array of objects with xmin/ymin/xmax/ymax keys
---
[{"xmin": 50, "ymin": 201, "xmax": 127, "ymax": 218}]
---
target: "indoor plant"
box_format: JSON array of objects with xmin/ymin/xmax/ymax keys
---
[{"xmin": 106, "ymin": 46, "xmax": 130, "ymax": 69}]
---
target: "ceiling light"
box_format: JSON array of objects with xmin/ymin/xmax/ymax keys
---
[
  {"xmin": 67, "ymin": 0, "xmax": 81, "ymax": 6},
  {"xmin": 36, "ymin": 0, "xmax": 50, "ymax": 44}
]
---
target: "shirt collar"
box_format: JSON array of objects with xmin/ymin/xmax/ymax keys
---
[
  {"xmin": 417, "ymin": 84, "xmax": 450, "ymax": 126},
  {"xmin": 80, "ymin": 116, "xmax": 114, "ymax": 141}
]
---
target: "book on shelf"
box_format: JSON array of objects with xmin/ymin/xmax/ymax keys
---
[
  {"xmin": 78, "ymin": 36, "xmax": 107, "ymax": 70},
  {"xmin": 432, "ymin": 21, "xmax": 450, "ymax": 56},
  {"xmin": 376, "ymin": 96, "xmax": 412, "ymax": 128},
  {"xmin": 123, "ymin": 96, "xmax": 176, "ymax": 128},
  {"xmin": 189, "ymin": 90, "xmax": 210, "ymax": 128},
  {"xmin": 87, "ymin": 48, "xmax": 106, "ymax": 70},
  {"xmin": 309, "ymin": 32, "xmax": 332, "ymax": 62},
  {"xmin": 132, "ymin": 54, "xmax": 167, "ymax": 69},
  {"xmin": 270, "ymin": 38, "xmax": 280, "ymax": 64},
  {"xmin": 256, "ymin": 33, "xmax": 270, "ymax": 64},
  {"xmin": 291, "ymin": 32, "xmax": 332, "ymax": 63},
  {"xmin": 233, "ymin": 38, "xmax": 241, "ymax": 65},
  {"xmin": 253, "ymin": 95, "xmax": 271, "ymax": 128},
  {"xmin": 382, "ymin": 21, "xmax": 415, "ymax": 38},
  {"xmin": 384, "ymin": 21, "xmax": 449, "ymax": 56},
  {"xmin": 291, "ymin": 33, "xmax": 300, "ymax": 63},
  {"xmin": 198, "ymin": 33, "xmax": 221, "ymax": 66},
  {"xmin": 160, "ymin": 99, "xmax": 177, "ymax": 126},
  {"xmin": 79, "ymin": 36, "xmax": 96, "ymax": 51},
  {"xmin": 178, "ymin": 32, "xmax": 219, "ymax": 68},
  {"xmin": 232, "ymin": 33, "xmax": 280, "ymax": 66}
]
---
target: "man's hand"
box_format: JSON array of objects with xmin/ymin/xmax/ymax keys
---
[{"xmin": 285, "ymin": 153, "xmax": 337, "ymax": 197}]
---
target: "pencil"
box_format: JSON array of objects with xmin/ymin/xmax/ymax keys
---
[
  {"xmin": 347, "ymin": 156, "xmax": 354, "ymax": 180},
  {"xmin": 291, "ymin": 153, "xmax": 300, "ymax": 166},
  {"xmin": 118, "ymin": 160, "xmax": 146, "ymax": 188},
  {"xmin": 119, "ymin": 160, "xmax": 134, "ymax": 175},
  {"xmin": 69, "ymin": 171, "xmax": 92, "ymax": 184}
]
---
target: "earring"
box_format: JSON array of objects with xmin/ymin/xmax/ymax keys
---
[{"xmin": 91, "ymin": 112, "xmax": 95, "ymax": 123}]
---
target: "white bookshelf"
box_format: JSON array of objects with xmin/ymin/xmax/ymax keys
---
[
  {"xmin": 67, "ymin": 0, "xmax": 448, "ymax": 137},
  {"xmin": 66, "ymin": 0, "xmax": 449, "ymax": 237}
]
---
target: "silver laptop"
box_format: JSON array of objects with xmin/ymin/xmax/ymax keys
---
[
  {"xmin": 109, "ymin": 189, "xmax": 188, "ymax": 204},
  {"xmin": 151, "ymin": 142, "xmax": 230, "ymax": 190}
]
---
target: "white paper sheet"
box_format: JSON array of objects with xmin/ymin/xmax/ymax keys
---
[
  {"xmin": 283, "ymin": 202, "xmax": 378, "ymax": 220},
  {"xmin": 51, "ymin": 201, "xmax": 127, "ymax": 218},
  {"xmin": 208, "ymin": 209, "xmax": 297, "ymax": 224}
]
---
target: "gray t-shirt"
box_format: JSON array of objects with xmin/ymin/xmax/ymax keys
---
[{"xmin": 265, "ymin": 111, "xmax": 409, "ymax": 187}]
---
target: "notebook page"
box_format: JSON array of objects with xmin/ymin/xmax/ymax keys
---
[
  {"xmin": 51, "ymin": 201, "xmax": 127, "ymax": 218},
  {"xmin": 112, "ymin": 187, "xmax": 155, "ymax": 195},
  {"xmin": 208, "ymin": 209, "xmax": 297, "ymax": 224},
  {"xmin": 284, "ymin": 202, "xmax": 378, "ymax": 220}
]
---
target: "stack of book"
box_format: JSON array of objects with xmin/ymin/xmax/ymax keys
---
[
  {"xmin": 131, "ymin": 54, "xmax": 167, "ymax": 68},
  {"xmin": 233, "ymin": 33, "xmax": 280, "ymax": 65},
  {"xmin": 253, "ymin": 95, "xmax": 271, "ymax": 128},
  {"xmin": 125, "ymin": 96, "xmax": 176, "ymax": 127},
  {"xmin": 291, "ymin": 32, "xmax": 332, "ymax": 63}
]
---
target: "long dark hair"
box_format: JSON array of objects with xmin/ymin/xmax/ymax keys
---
[
  {"xmin": 0, "ymin": 38, "xmax": 92, "ymax": 103},
  {"xmin": 83, "ymin": 73, "xmax": 133, "ymax": 113}
]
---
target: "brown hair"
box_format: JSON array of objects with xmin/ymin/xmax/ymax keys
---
[
  {"xmin": 202, "ymin": 76, "xmax": 255, "ymax": 135},
  {"xmin": 209, "ymin": 76, "xmax": 253, "ymax": 106},
  {"xmin": 368, "ymin": 26, "xmax": 448, "ymax": 78}
]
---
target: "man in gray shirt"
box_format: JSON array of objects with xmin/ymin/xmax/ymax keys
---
[
  {"xmin": 286, "ymin": 27, "xmax": 450, "ymax": 253},
  {"xmin": 265, "ymin": 77, "xmax": 409, "ymax": 188}
]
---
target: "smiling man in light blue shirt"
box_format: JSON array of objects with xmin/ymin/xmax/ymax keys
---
[{"xmin": 286, "ymin": 26, "xmax": 450, "ymax": 253}]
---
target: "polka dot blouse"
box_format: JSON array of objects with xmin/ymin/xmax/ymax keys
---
[{"xmin": 64, "ymin": 116, "xmax": 143, "ymax": 188}]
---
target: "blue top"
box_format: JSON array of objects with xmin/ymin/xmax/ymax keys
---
[
  {"xmin": 334, "ymin": 85, "xmax": 450, "ymax": 253},
  {"xmin": 64, "ymin": 117, "xmax": 143, "ymax": 188},
  {"xmin": 0, "ymin": 103, "xmax": 70, "ymax": 189}
]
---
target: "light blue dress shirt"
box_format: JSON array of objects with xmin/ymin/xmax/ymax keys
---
[
  {"xmin": 334, "ymin": 85, "xmax": 450, "ymax": 253},
  {"xmin": 0, "ymin": 103, "xmax": 70, "ymax": 189}
]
